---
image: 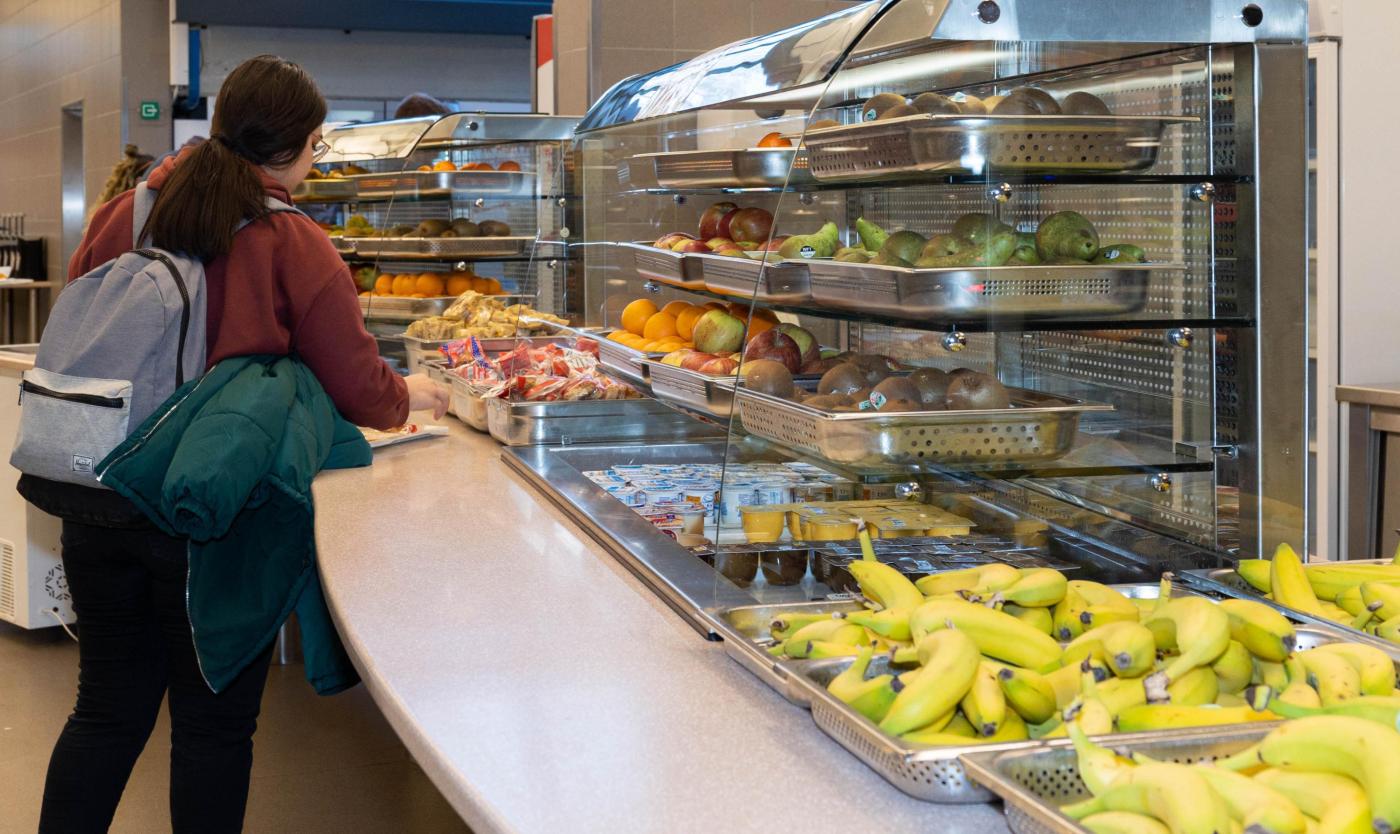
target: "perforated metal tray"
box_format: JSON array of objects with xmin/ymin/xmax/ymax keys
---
[
  {"xmin": 641, "ymin": 361, "xmax": 740, "ymax": 419},
  {"xmin": 349, "ymin": 169, "xmax": 532, "ymax": 199},
  {"xmin": 803, "ymin": 114, "xmax": 1198, "ymax": 181},
  {"xmin": 485, "ymin": 396, "xmax": 722, "ymax": 446},
  {"xmin": 622, "ymin": 147, "xmax": 814, "ymax": 189},
  {"xmin": 693, "ymin": 251, "xmax": 813, "ymax": 303},
  {"xmin": 292, "ymin": 178, "xmax": 358, "ymax": 202},
  {"xmin": 736, "ymin": 386, "xmax": 1113, "ymax": 468},
  {"xmin": 351, "ymin": 236, "xmax": 532, "ymax": 260},
  {"xmin": 705, "ymin": 599, "xmax": 866, "ymax": 705},
  {"xmin": 806, "ymin": 260, "xmax": 1158, "ymax": 319},
  {"xmin": 360, "ymin": 294, "xmax": 533, "ymax": 323},
  {"xmin": 960, "ymin": 725, "xmax": 1272, "ymax": 834},
  {"xmin": 618, "ymin": 241, "xmax": 706, "ymax": 289}
]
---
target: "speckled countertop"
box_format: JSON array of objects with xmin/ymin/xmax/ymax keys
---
[{"xmin": 313, "ymin": 421, "xmax": 1011, "ymax": 834}]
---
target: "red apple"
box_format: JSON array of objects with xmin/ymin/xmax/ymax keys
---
[
  {"xmin": 661, "ymin": 349, "xmax": 693, "ymax": 367},
  {"xmin": 728, "ymin": 208, "xmax": 774, "ymax": 244},
  {"xmin": 692, "ymin": 310, "xmax": 745, "ymax": 355},
  {"xmin": 705, "ymin": 237, "xmax": 734, "ymax": 250},
  {"xmin": 776, "ymin": 323, "xmax": 818, "ymax": 365},
  {"xmin": 699, "ymin": 357, "xmax": 740, "ymax": 376},
  {"xmin": 717, "ymin": 207, "xmax": 743, "ymax": 239},
  {"xmin": 674, "ymin": 239, "xmax": 710, "ymax": 253},
  {"xmin": 680, "ymin": 351, "xmax": 717, "ymax": 372},
  {"xmin": 743, "ymin": 329, "xmax": 802, "ymax": 373},
  {"xmin": 699, "ymin": 202, "xmax": 739, "ymax": 240}
]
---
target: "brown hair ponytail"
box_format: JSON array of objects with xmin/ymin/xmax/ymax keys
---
[{"xmin": 143, "ymin": 55, "xmax": 327, "ymax": 261}]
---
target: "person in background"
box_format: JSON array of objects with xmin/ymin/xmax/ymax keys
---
[
  {"xmin": 392, "ymin": 92, "xmax": 452, "ymax": 119},
  {"xmin": 36, "ymin": 54, "xmax": 447, "ymax": 834}
]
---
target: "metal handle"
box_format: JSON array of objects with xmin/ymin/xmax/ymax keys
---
[
  {"xmin": 988, "ymin": 182, "xmax": 1013, "ymax": 203},
  {"xmin": 473, "ymin": 197, "xmax": 485, "ymax": 208},
  {"xmin": 943, "ymin": 329, "xmax": 968, "ymax": 352},
  {"xmin": 1150, "ymin": 473, "xmax": 1173, "ymax": 493},
  {"xmin": 1190, "ymin": 182, "xmax": 1216, "ymax": 203},
  {"xmin": 1167, "ymin": 328, "xmax": 1194, "ymax": 349},
  {"xmin": 643, "ymin": 281, "xmax": 662, "ymax": 294}
]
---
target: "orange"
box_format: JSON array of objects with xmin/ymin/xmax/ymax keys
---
[
  {"xmin": 642, "ymin": 312, "xmax": 678, "ymax": 340},
  {"xmin": 432, "ymin": 159, "xmax": 457, "ymax": 172},
  {"xmin": 675, "ymin": 307, "xmax": 703, "ymax": 340},
  {"xmin": 497, "ymin": 160, "xmax": 520, "ymax": 172},
  {"xmin": 607, "ymin": 331, "xmax": 630, "ymax": 343},
  {"xmin": 661, "ymin": 300, "xmax": 694, "ymax": 318},
  {"xmin": 483, "ymin": 278, "xmax": 504, "ymax": 294},
  {"xmin": 752, "ymin": 307, "xmax": 780, "ymax": 324},
  {"xmin": 416, "ymin": 164, "xmax": 431, "ymax": 172},
  {"xmin": 446, "ymin": 275, "xmax": 474, "ymax": 296},
  {"xmin": 391, "ymin": 275, "xmax": 417, "ymax": 296},
  {"xmin": 620, "ymin": 299, "xmax": 658, "ymax": 336},
  {"xmin": 359, "ymin": 291, "xmax": 370, "ymax": 297},
  {"xmin": 415, "ymin": 274, "xmax": 446, "ymax": 296},
  {"xmin": 373, "ymin": 275, "xmax": 394, "ymax": 295},
  {"xmin": 757, "ymin": 131, "xmax": 792, "ymax": 148},
  {"xmin": 744, "ymin": 316, "xmax": 776, "ymax": 344}
]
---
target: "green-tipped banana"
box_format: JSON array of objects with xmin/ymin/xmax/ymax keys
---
[
  {"xmin": 826, "ymin": 646, "xmax": 901, "ymax": 722},
  {"xmin": 847, "ymin": 559, "xmax": 925, "ymax": 612},
  {"xmin": 1071, "ymin": 581, "xmax": 1141, "ymax": 630},
  {"xmin": 1080, "ymin": 812, "xmax": 1170, "ymax": 834},
  {"xmin": 1115, "ymin": 702, "xmax": 1279, "ymax": 732},
  {"xmin": 1219, "ymin": 597, "xmax": 1297, "ymax": 662},
  {"xmin": 961, "ymin": 662, "xmax": 1008, "ymax": 737},
  {"xmin": 987, "ymin": 661, "xmax": 1058, "ymax": 724},
  {"xmin": 1237, "ymin": 559, "xmax": 1273, "ymax": 593},
  {"xmin": 1306, "ymin": 566, "xmax": 1400, "ymax": 602},
  {"xmin": 1064, "ymin": 622, "xmax": 1158, "ymax": 679},
  {"xmin": 1062, "ymin": 762, "xmax": 1233, "ymax": 834},
  {"xmin": 1361, "ymin": 582, "xmax": 1400, "ymax": 623},
  {"xmin": 915, "ymin": 563, "xmax": 1015, "ymax": 597},
  {"xmin": 1004, "ymin": 603, "xmax": 1056, "ymax": 635},
  {"xmin": 1069, "ymin": 720, "xmax": 1136, "ymax": 795},
  {"xmin": 997, "ymin": 568, "xmax": 1068, "ymax": 608},
  {"xmin": 1194, "ymin": 765, "xmax": 1307, "ymax": 834},
  {"xmin": 1144, "ymin": 597, "xmax": 1231, "ymax": 690},
  {"xmin": 1274, "ymin": 543, "xmax": 1329, "ymax": 617},
  {"xmin": 1298, "ymin": 649, "xmax": 1363, "ymax": 706},
  {"xmin": 1267, "ymin": 693, "xmax": 1400, "ymax": 728},
  {"xmin": 1255, "ymin": 657, "xmax": 1290, "ymax": 690},
  {"xmin": 1310, "ymin": 642, "xmax": 1397, "ymax": 697},
  {"xmin": 909, "ymin": 597, "xmax": 1063, "ymax": 671},
  {"xmin": 785, "ymin": 638, "xmax": 865, "ymax": 659},
  {"xmin": 878, "ymin": 629, "xmax": 981, "ymax": 736},
  {"xmin": 1211, "ymin": 640, "xmax": 1254, "ymax": 695},
  {"xmin": 1054, "ymin": 586, "xmax": 1093, "ymax": 641},
  {"xmin": 769, "ymin": 611, "xmax": 839, "ymax": 640},
  {"xmin": 843, "ymin": 607, "xmax": 913, "ymax": 642},
  {"xmin": 1253, "ymin": 768, "xmax": 1374, "ymax": 834},
  {"xmin": 785, "ymin": 618, "xmax": 866, "ymax": 647}
]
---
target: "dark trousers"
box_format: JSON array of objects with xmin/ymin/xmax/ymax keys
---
[{"xmin": 39, "ymin": 522, "xmax": 275, "ymax": 834}]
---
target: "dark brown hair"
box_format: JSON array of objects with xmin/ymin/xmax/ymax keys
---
[
  {"xmin": 144, "ymin": 55, "xmax": 326, "ymax": 260},
  {"xmin": 393, "ymin": 93, "xmax": 451, "ymax": 119}
]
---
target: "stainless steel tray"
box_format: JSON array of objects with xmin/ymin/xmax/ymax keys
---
[
  {"xmin": 1180, "ymin": 560, "xmax": 1400, "ymax": 657},
  {"xmin": 349, "ymin": 169, "xmax": 533, "ymax": 200},
  {"xmin": 806, "ymin": 260, "xmax": 1157, "ymax": 319},
  {"xmin": 693, "ymin": 252, "xmax": 813, "ymax": 303},
  {"xmin": 642, "ymin": 361, "xmax": 739, "ymax": 419},
  {"xmin": 622, "ymin": 147, "xmax": 814, "ymax": 189},
  {"xmin": 449, "ymin": 376, "xmax": 491, "ymax": 431},
  {"xmin": 803, "ymin": 114, "xmax": 1198, "ymax": 181},
  {"xmin": 361, "ymin": 294, "xmax": 534, "ymax": 323},
  {"xmin": 736, "ymin": 386, "xmax": 1114, "ymax": 468},
  {"xmin": 351, "ymin": 236, "xmax": 533, "ymax": 260},
  {"xmin": 292, "ymin": 178, "xmax": 358, "ymax": 202},
  {"xmin": 960, "ymin": 726, "xmax": 1273, "ymax": 834},
  {"xmin": 705, "ymin": 599, "xmax": 866, "ymax": 705},
  {"xmin": 618, "ymin": 241, "xmax": 706, "ymax": 289},
  {"xmin": 485, "ymin": 396, "xmax": 722, "ymax": 446}
]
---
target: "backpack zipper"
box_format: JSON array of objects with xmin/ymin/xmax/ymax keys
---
[
  {"xmin": 20, "ymin": 379, "xmax": 124, "ymax": 408},
  {"xmin": 134, "ymin": 249, "xmax": 191, "ymax": 388}
]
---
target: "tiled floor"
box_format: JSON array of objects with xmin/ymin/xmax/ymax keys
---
[{"xmin": 0, "ymin": 622, "xmax": 471, "ymax": 834}]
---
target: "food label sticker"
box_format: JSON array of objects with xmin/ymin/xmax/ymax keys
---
[
  {"xmin": 861, "ymin": 391, "xmax": 886, "ymax": 411},
  {"xmin": 799, "ymin": 245, "xmax": 816, "ymax": 259}
]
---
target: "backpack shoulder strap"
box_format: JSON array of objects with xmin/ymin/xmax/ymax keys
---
[
  {"xmin": 131, "ymin": 182, "xmax": 157, "ymax": 249},
  {"xmin": 232, "ymin": 196, "xmax": 305, "ymax": 235}
]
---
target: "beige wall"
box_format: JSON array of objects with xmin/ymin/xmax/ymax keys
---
[
  {"xmin": 554, "ymin": 0, "xmax": 859, "ymax": 116},
  {"xmin": 0, "ymin": 0, "xmax": 169, "ymax": 295}
]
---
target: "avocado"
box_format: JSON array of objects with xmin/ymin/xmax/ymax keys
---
[
  {"xmin": 879, "ymin": 230, "xmax": 927, "ymax": 263},
  {"xmin": 861, "ymin": 93, "xmax": 906, "ymax": 122},
  {"xmin": 951, "ymin": 213, "xmax": 1013, "ymax": 245},
  {"xmin": 1092, "ymin": 243, "xmax": 1147, "ymax": 264},
  {"xmin": 1035, "ymin": 211, "xmax": 1099, "ymax": 261},
  {"xmin": 414, "ymin": 218, "xmax": 451, "ymax": 238},
  {"xmin": 911, "ymin": 92, "xmax": 960, "ymax": 115},
  {"xmin": 1062, "ymin": 91, "xmax": 1111, "ymax": 116},
  {"xmin": 478, "ymin": 220, "xmax": 512, "ymax": 237},
  {"xmin": 1008, "ymin": 232, "xmax": 1041, "ymax": 266},
  {"xmin": 992, "ymin": 93, "xmax": 1041, "ymax": 116},
  {"xmin": 915, "ymin": 230, "xmax": 1016, "ymax": 269},
  {"xmin": 1003, "ymin": 87, "xmax": 1061, "ymax": 115},
  {"xmin": 920, "ymin": 234, "xmax": 971, "ymax": 260},
  {"xmin": 855, "ymin": 217, "xmax": 888, "ymax": 252}
]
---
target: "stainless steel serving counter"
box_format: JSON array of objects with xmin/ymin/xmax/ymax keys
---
[{"xmin": 313, "ymin": 421, "xmax": 1008, "ymax": 834}]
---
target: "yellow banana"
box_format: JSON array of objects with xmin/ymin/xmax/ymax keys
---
[
  {"xmin": 1337, "ymin": 584, "xmax": 1369, "ymax": 617},
  {"xmin": 1306, "ymin": 565, "xmax": 1400, "ymax": 602},
  {"xmin": 1278, "ymin": 679, "xmax": 1324, "ymax": 709},
  {"xmin": 914, "ymin": 563, "xmax": 1017, "ymax": 597},
  {"xmin": 1144, "ymin": 597, "xmax": 1231, "ymax": 698},
  {"xmin": 826, "ymin": 645, "xmax": 900, "ymax": 722},
  {"xmin": 985, "ymin": 709, "xmax": 1029, "ymax": 742},
  {"xmin": 1048, "ymin": 658, "xmax": 1107, "ymax": 710},
  {"xmin": 1253, "ymin": 768, "xmax": 1373, "ymax": 834},
  {"xmin": 1080, "ymin": 812, "xmax": 1171, "ymax": 834},
  {"xmin": 1194, "ymin": 765, "xmax": 1307, "ymax": 834},
  {"xmin": 989, "ymin": 663, "xmax": 1058, "ymax": 725},
  {"xmin": 942, "ymin": 709, "xmax": 978, "ymax": 738},
  {"xmin": 785, "ymin": 638, "xmax": 866, "ymax": 659},
  {"xmin": 1214, "ymin": 692, "xmax": 1248, "ymax": 707},
  {"xmin": 1310, "ymin": 642, "xmax": 1397, "ymax": 697},
  {"xmin": 1030, "ymin": 715, "xmax": 1066, "ymax": 739},
  {"xmin": 966, "ymin": 563, "xmax": 1023, "ymax": 596},
  {"xmin": 1166, "ymin": 666, "xmax": 1219, "ymax": 706},
  {"xmin": 961, "ymin": 662, "xmax": 1007, "ymax": 737},
  {"xmin": 1092, "ymin": 676, "xmax": 1149, "ymax": 717},
  {"xmin": 1064, "ymin": 622, "xmax": 1158, "ymax": 679},
  {"xmin": 847, "ymin": 560, "xmax": 925, "ymax": 612},
  {"xmin": 1004, "ymin": 602, "xmax": 1055, "ymax": 635},
  {"xmin": 1071, "ymin": 581, "xmax": 1142, "ymax": 629},
  {"xmin": 1115, "ymin": 702, "xmax": 1278, "ymax": 732},
  {"xmin": 909, "ymin": 597, "xmax": 1062, "ymax": 671},
  {"xmin": 786, "ymin": 618, "xmax": 866, "ymax": 645},
  {"xmin": 842, "ymin": 607, "xmax": 912, "ymax": 641},
  {"xmin": 769, "ymin": 611, "xmax": 837, "ymax": 640},
  {"xmin": 1361, "ymin": 582, "xmax": 1400, "ymax": 623},
  {"xmin": 1274, "ymin": 543, "xmax": 1330, "ymax": 617},
  {"xmin": 1070, "ymin": 720, "xmax": 1136, "ymax": 795},
  {"xmin": 1075, "ymin": 692, "xmax": 1117, "ymax": 736},
  {"xmin": 1255, "ymin": 657, "xmax": 1290, "ymax": 689},
  {"xmin": 1062, "ymin": 762, "xmax": 1233, "ymax": 834},
  {"xmin": 1211, "ymin": 640, "xmax": 1254, "ymax": 695},
  {"xmin": 1219, "ymin": 716, "xmax": 1400, "ymax": 834},
  {"xmin": 1219, "ymin": 597, "xmax": 1297, "ymax": 662},
  {"xmin": 1266, "ymin": 693, "xmax": 1400, "ymax": 728},
  {"xmin": 878, "ymin": 629, "xmax": 980, "ymax": 735},
  {"xmin": 997, "ymin": 568, "xmax": 1068, "ymax": 608},
  {"xmin": 1054, "ymin": 585, "xmax": 1092, "ymax": 641},
  {"xmin": 892, "ymin": 706, "xmax": 955, "ymax": 741},
  {"xmin": 1298, "ymin": 649, "xmax": 1363, "ymax": 706},
  {"xmin": 1237, "ymin": 559, "xmax": 1272, "ymax": 593}
]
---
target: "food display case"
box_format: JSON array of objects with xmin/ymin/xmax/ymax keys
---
[
  {"xmin": 301, "ymin": 113, "xmax": 581, "ymax": 369},
  {"xmin": 501, "ymin": 0, "xmax": 1315, "ymax": 805}
]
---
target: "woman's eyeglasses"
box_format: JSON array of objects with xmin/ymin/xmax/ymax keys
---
[{"xmin": 311, "ymin": 138, "xmax": 329, "ymax": 161}]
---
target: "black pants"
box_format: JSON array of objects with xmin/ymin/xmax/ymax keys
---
[{"xmin": 39, "ymin": 522, "xmax": 275, "ymax": 834}]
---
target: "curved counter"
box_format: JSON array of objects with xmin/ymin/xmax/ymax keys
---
[{"xmin": 314, "ymin": 423, "xmax": 1009, "ymax": 834}]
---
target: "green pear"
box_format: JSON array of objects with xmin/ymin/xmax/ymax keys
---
[
  {"xmin": 1035, "ymin": 211, "xmax": 1099, "ymax": 261},
  {"xmin": 856, "ymin": 217, "xmax": 888, "ymax": 252},
  {"xmin": 951, "ymin": 213, "xmax": 1013, "ymax": 245},
  {"xmin": 879, "ymin": 230, "xmax": 927, "ymax": 263},
  {"xmin": 869, "ymin": 250, "xmax": 913, "ymax": 268},
  {"xmin": 1008, "ymin": 232, "xmax": 1040, "ymax": 265},
  {"xmin": 1092, "ymin": 243, "xmax": 1147, "ymax": 264},
  {"xmin": 920, "ymin": 234, "xmax": 971, "ymax": 260}
]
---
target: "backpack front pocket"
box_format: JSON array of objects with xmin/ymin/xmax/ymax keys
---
[{"xmin": 11, "ymin": 367, "xmax": 132, "ymax": 487}]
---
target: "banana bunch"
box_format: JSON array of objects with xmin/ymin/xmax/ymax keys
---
[
  {"xmin": 1065, "ymin": 714, "xmax": 1400, "ymax": 834},
  {"xmin": 1234, "ymin": 542, "xmax": 1400, "ymax": 645},
  {"xmin": 800, "ymin": 561, "xmax": 1399, "ymax": 749}
]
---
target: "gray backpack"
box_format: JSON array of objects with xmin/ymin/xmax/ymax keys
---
[{"xmin": 11, "ymin": 183, "xmax": 297, "ymax": 488}]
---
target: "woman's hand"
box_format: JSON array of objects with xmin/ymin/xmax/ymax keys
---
[{"xmin": 405, "ymin": 374, "xmax": 449, "ymax": 420}]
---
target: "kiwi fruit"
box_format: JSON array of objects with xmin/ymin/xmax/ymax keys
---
[
  {"xmin": 860, "ymin": 92, "xmax": 907, "ymax": 122},
  {"xmin": 451, "ymin": 218, "xmax": 480, "ymax": 237},
  {"xmin": 877, "ymin": 103, "xmax": 919, "ymax": 121},
  {"xmin": 477, "ymin": 220, "xmax": 512, "ymax": 237},
  {"xmin": 945, "ymin": 372, "xmax": 1011, "ymax": 410},
  {"xmin": 849, "ymin": 387, "xmax": 874, "ymax": 407},
  {"xmin": 818, "ymin": 363, "xmax": 867, "ymax": 396},
  {"xmin": 808, "ymin": 118, "xmax": 840, "ymax": 130},
  {"xmin": 950, "ymin": 93, "xmax": 986, "ymax": 115},
  {"xmin": 414, "ymin": 218, "xmax": 450, "ymax": 238},
  {"xmin": 908, "ymin": 368, "xmax": 950, "ymax": 408},
  {"xmin": 982, "ymin": 95, "xmax": 1006, "ymax": 112},
  {"xmin": 850, "ymin": 355, "xmax": 893, "ymax": 386},
  {"xmin": 743, "ymin": 360, "xmax": 796, "ymax": 399},
  {"xmin": 879, "ymin": 398, "xmax": 922, "ymax": 413},
  {"xmin": 1003, "ymin": 87, "xmax": 1061, "ymax": 115},
  {"xmin": 992, "ymin": 94, "xmax": 1041, "ymax": 116},
  {"xmin": 871, "ymin": 376, "xmax": 921, "ymax": 407},
  {"xmin": 1061, "ymin": 91, "xmax": 1111, "ymax": 116},
  {"xmin": 911, "ymin": 92, "xmax": 960, "ymax": 115},
  {"xmin": 800, "ymin": 394, "xmax": 846, "ymax": 411},
  {"xmin": 438, "ymin": 230, "xmax": 457, "ymax": 238}
]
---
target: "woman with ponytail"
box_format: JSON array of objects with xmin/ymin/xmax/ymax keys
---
[{"xmin": 38, "ymin": 56, "xmax": 447, "ymax": 834}]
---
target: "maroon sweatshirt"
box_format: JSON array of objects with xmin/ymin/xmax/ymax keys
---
[{"xmin": 70, "ymin": 152, "xmax": 408, "ymax": 429}]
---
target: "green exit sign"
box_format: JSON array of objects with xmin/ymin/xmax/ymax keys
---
[{"xmin": 139, "ymin": 101, "xmax": 160, "ymax": 120}]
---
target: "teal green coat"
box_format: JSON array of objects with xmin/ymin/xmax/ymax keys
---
[{"xmin": 95, "ymin": 355, "xmax": 372, "ymax": 695}]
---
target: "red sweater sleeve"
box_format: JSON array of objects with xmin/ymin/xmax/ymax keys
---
[
  {"xmin": 291, "ymin": 264, "xmax": 410, "ymax": 430},
  {"xmin": 69, "ymin": 192, "xmax": 135, "ymax": 280}
]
